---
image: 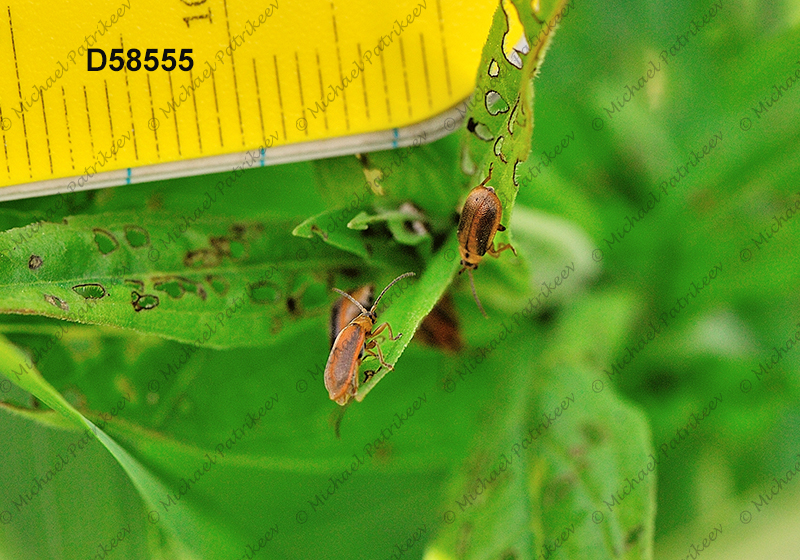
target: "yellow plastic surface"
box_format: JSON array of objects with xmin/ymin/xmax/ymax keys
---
[{"xmin": 0, "ymin": 0, "xmax": 495, "ymax": 189}]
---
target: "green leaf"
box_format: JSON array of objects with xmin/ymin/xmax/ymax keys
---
[
  {"xmin": 426, "ymin": 295, "xmax": 655, "ymax": 560},
  {"xmin": 355, "ymin": 238, "xmax": 461, "ymax": 401},
  {"xmin": 0, "ymin": 335, "xmax": 201, "ymax": 558},
  {"xmin": 0, "ymin": 406, "xmax": 161, "ymax": 560},
  {"xmin": 348, "ymin": 206, "xmax": 432, "ymax": 247},
  {"xmin": 458, "ymin": 0, "xmax": 571, "ymax": 233},
  {"xmin": 291, "ymin": 0, "xmax": 571, "ymax": 402},
  {"xmin": 0, "ymin": 212, "xmax": 365, "ymax": 348}
]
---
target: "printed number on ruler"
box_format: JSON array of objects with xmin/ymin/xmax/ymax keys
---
[{"xmin": 88, "ymin": 49, "xmax": 194, "ymax": 72}]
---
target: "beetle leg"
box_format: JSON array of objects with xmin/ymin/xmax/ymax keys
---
[
  {"xmin": 364, "ymin": 346, "xmax": 394, "ymax": 370},
  {"xmin": 362, "ymin": 339, "xmax": 394, "ymax": 370},
  {"xmin": 363, "ymin": 341, "xmax": 381, "ymax": 361},
  {"xmin": 363, "ymin": 366, "xmax": 382, "ymax": 383},
  {"xmin": 372, "ymin": 342, "xmax": 394, "ymax": 370},
  {"xmin": 487, "ymin": 241, "xmax": 517, "ymax": 257},
  {"xmin": 370, "ymin": 321, "xmax": 403, "ymax": 341},
  {"xmin": 349, "ymin": 371, "xmax": 359, "ymax": 400}
]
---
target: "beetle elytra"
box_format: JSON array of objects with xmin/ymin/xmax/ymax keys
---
[
  {"xmin": 329, "ymin": 284, "xmax": 374, "ymax": 348},
  {"xmin": 324, "ymin": 272, "xmax": 416, "ymax": 406},
  {"xmin": 456, "ymin": 165, "xmax": 517, "ymax": 317}
]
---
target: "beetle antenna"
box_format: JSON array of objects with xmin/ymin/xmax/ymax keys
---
[
  {"xmin": 332, "ymin": 288, "xmax": 369, "ymax": 315},
  {"xmin": 467, "ymin": 269, "xmax": 489, "ymax": 318},
  {"xmin": 478, "ymin": 163, "xmax": 494, "ymax": 188},
  {"xmin": 330, "ymin": 402, "xmax": 350, "ymax": 439},
  {"xmin": 371, "ymin": 271, "xmax": 416, "ymax": 313}
]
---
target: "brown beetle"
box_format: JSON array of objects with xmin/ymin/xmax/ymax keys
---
[
  {"xmin": 329, "ymin": 284, "xmax": 374, "ymax": 348},
  {"xmin": 457, "ymin": 165, "xmax": 517, "ymax": 316},
  {"xmin": 324, "ymin": 272, "xmax": 415, "ymax": 405},
  {"xmin": 415, "ymin": 294, "xmax": 463, "ymax": 353}
]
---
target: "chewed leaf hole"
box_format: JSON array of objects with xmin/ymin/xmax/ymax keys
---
[
  {"xmin": 28, "ymin": 255, "xmax": 43, "ymax": 270},
  {"xmin": 230, "ymin": 224, "xmax": 247, "ymax": 239},
  {"xmin": 206, "ymin": 275, "xmax": 229, "ymax": 296},
  {"xmin": 131, "ymin": 291, "xmax": 159, "ymax": 312},
  {"xmin": 185, "ymin": 249, "xmax": 221, "ymax": 268},
  {"xmin": 93, "ymin": 228, "xmax": 119, "ymax": 255},
  {"xmin": 44, "ymin": 294, "xmax": 69, "ymax": 311},
  {"xmin": 507, "ymin": 98, "xmax": 523, "ymax": 135},
  {"xmin": 230, "ymin": 222, "xmax": 264, "ymax": 240},
  {"xmin": 488, "ymin": 59, "xmax": 500, "ymax": 78},
  {"xmin": 124, "ymin": 226, "xmax": 150, "ymax": 248},
  {"xmin": 125, "ymin": 279, "xmax": 145, "ymax": 291},
  {"xmin": 485, "ymin": 91, "xmax": 510, "ymax": 115},
  {"xmin": 182, "ymin": 281, "xmax": 208, "ymax": 300},
  {"xmin": 72, "ymin": 283, "xmax": 106, "ymax": 299},
  {"xmin": 466, "ymin": 118, "xmax": 494, "ymax": 142},
  {"xmin": 494, "ymin": 136, "xmax": 508, "ymax": 163},
  {"xmin": 155, "ymin": 281, "xmax": 184, "ymax": 299},
  {"xmin": 501, "ymin": 0, "xmax": 527, "ymax": 69},
  {"xmin": 154, "ymin": 277, "xmax": 208, "ymax": 301},
  {"xmin": 248, "ymin": 281, "xmax": 280, "ymax": 304},
  {"xmin": 210, "ymin": 237, "xmax": 231, "ymax": 255},
  {"xmin": 513, "ymin": 160, "xmax": 523, "ymax": 186}
]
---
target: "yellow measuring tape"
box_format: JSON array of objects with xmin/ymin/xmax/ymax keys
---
[{"xmin": 0, "ymin": 0, "xmax": 494, "ymax": 194}]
